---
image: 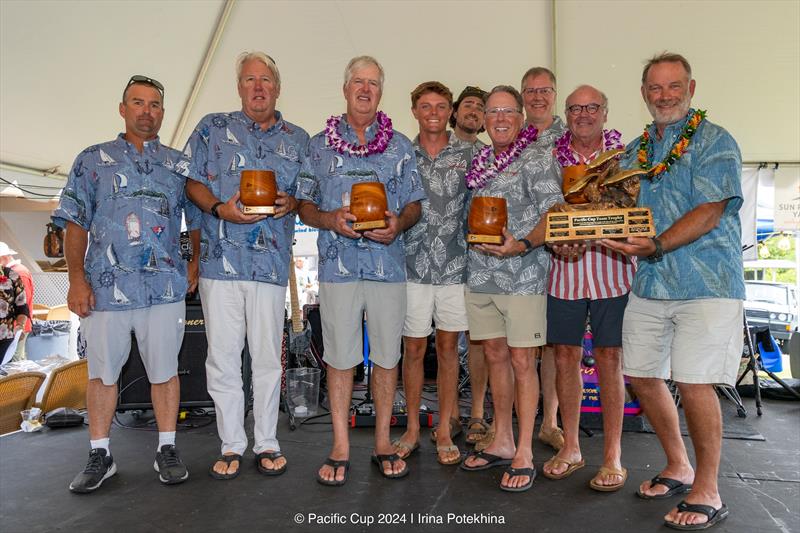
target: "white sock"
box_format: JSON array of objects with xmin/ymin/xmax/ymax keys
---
[
  {"xmin": 90, "ymin": 438, "xmax": 110, "ymax": 454},
  {"xmin": 158, "ymin": 431, "xmax": 176, "ymax": 451}
]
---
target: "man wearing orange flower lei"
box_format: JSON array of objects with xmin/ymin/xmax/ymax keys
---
[
  {"xmin": 544, "ymin": 85, "xmax": 632, "ymax": 492},
  {"xmin": 602, "ymin": 53, "xmax": 744, "ymax": 531}
]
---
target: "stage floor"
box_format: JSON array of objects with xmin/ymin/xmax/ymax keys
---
[{"xmin": 1, "ymin": 397, "xmax": 798, "ymax": 533}]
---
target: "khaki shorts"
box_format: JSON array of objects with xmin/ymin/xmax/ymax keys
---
[
  {"xmin": 404, "ymin": 282, "xmax": 469, "ymax": 337},
  {"xmin": 319, "ymin": 281, "xmax": 405, "ymax": 370},
  {"xmin": 622, "ymin": 293, "xmax": 743, "ymax": 386},
  {"xmin": 465, "ymin": 288, "xmax": 547, "ymax": 348},
  {"xmin": 81, "ymin": 300, "xmax": 185, "ymax": 385}
]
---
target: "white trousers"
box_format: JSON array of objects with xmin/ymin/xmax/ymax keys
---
[{"xmin": 200, "ymin": 278, "xmax": 285, "ymax": 455}]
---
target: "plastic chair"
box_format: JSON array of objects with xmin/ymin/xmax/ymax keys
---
[
  {"xmin": 0, "ymin": 371, "xmax": 46, "ymax": 435},
  {"xmin": 46, "ymin": 304, "xmax": 71, "ymax": 321},
  {"xmin": 36, "ymin": 359, "xmax": 88, "ymax": 414}
]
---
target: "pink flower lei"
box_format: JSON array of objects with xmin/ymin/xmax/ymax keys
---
[
  {"xmin": 554, "ymin": 129, "xmax": 623, "ymax": 167},
  {"xmin": 465, "ymin": 125, "xmax": 539, "ymax": 190},
  {"xmin": 324, "ymin": 111, "xmax": 394, "ymax": 157}
]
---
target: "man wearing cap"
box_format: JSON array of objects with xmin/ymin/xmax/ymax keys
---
[
  {"xmin": 297, "ymin": 56, "xmax": 424, "ymax": 485},
  {"xmin": 393, "ymin": 81, "xmax": 473, "ymax": 465},
  {"xmin": 55, "ymin": 75, "xmax": 201, "ymax": 493},
  {"xmin": 178, "ymin": 51, "xmax": 308, "ymax": 480},
  {"xmin": 0, "ymin": 242, "xmax": 32, "ymax": 335},
  {"xmin": 520, "ymin": 66, "xmax": 566, "ymax": 451},
  {"xmin": 450, "ymin": 86, "xmax": 487, "ymax": 150}
]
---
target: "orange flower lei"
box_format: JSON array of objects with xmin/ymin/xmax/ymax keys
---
[{"xmin": 638, "ymin": 109, "xmax": 706, "ymax": 178}]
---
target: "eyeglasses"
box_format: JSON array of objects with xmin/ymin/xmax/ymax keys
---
[
  {"xmin": 566, "ymin": 103, "xmax": 604, "ymax": 116},
  {"xmin": 485, "ymin": 107, "xmax": 521, "ymax": 117},
  {"xmin": 522, "ymin": 87, "xmax": 555, "ymax": 97},
  {"xmin": 126, "ymin": 75, "xmax": 164, "ymax": 97}
]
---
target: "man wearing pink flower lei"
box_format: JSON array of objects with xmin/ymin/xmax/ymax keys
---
[
  {"xmin": 297, "ymin": 56, "xmax": 424, "ymax": 486},
  {"xmin": 543, "ymin": 85, "xmax": 632, "ymax": 492},
  {"xmin": 460, "ymin": 86, "xmax": 562, "ymax": 492}
]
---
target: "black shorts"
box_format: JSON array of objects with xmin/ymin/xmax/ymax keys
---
[{"xmin": 546, "ymin": 293, "xmax": 629, "ymax": 347}]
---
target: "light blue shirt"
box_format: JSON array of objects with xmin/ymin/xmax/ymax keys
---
[
  {"xmin": 53, "ymin": 135, "xmax": 200, "ymax": 311},
  {"xmin": 176, "ymin": 111, "xmax": 309, "ymax": 286},
  {"xmin": 296, "ymin": 115, "xmax": 425, "ymax": 284},
  {"xmin": 621, "ymin": 109, "xmax": 745, "ymax": 300}
]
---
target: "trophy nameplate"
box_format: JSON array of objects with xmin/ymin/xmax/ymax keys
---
[
  {"xmin": 546, "ymin": 207, "xmax": 655, "ymax": 242},
  {"xmin": 468, "ymin": 196, "xmax": 507, "ymax": 245},
  {"xmin": 351, "ymin": 182, "xmax": 388, "ymax": 231},
  {"xmin": 240, "ymin": 169, "xmax": 277, "ymax": 215}
]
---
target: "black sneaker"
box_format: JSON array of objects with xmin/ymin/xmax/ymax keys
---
[
  {"xmin": 69, "ymin": 448, "xmax": 117, "ymax": 493},
  {"xmin": 153, "ymin": 444, "xmax": 189, "ymax": 485}
]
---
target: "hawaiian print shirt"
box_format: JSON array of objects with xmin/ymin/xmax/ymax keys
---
[
  {"xmin": 0, "ymin": 266, "xmax": 29, "ymax": 340},
  {"xmin": 176, "ymin": 111, "xmax": 309, "ymax": 287},
  {"xmin": 296, "ymin": 115, "xmax": 426, "ymax": 284},
  {"xmin": 467, "ymin": 143, "xmax": 563, "ymax": 295},
  {"xmin": 405, "ymin": 132, "xmax": 474, "ymax": 285},
  {"xmin": 532, "ymin": 116, "xmax": 567, "ymax": 150},
  {"xmin": 621, "ymin": 109, "xmax": 745, "ymax": 300},
  {"xmin": 450, "ymin": 133, "xmax": 486, "ymax": 151},
  {"xmin": 54, "ymin": 135, "xmax": 200, "ymax": 312}
]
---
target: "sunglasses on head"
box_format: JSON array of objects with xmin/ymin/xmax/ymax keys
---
[{"xmin": 126, "ymin": 75, "xmax": 164, "ymax": 96}]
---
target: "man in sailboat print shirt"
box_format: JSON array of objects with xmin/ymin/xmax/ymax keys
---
[
  {"xmin": 54, "ymin": 75, "xmax": 201, "ymax": 494},
  {"xmin": 176, "ymin": 52, "xmax": 309, "ymax": 480}
]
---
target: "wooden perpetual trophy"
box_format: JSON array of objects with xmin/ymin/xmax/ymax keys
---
[
  {"xmin": 240, "ymin": 169, "xmax": 277, "ymax": 215},
  {"xmin": 467, "ymin": 196, "xmax": 507, "ymax": 244},
  {"xmin": 350, "ymin": 182, "xmax": 388, "ymax": 231},
  {"xmin": 545, "ymin": 150, "xmax": 655, "ymax": 242}
]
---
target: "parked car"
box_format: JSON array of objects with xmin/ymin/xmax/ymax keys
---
[{"xmin": 744, "ymin": 281, "xmax": 799, "ymax": 352}]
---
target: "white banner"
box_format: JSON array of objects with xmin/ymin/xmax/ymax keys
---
[
  {"xmin": 292, "ymin": 216, "xmax": 319, "ymax": 257},
  {"xmin": 741, "ymin": 166, "xmax": 758, "ymax": 260},
  {"xmin": 774, "ymin": 165, "xmax": 800, "ymax": 232}
]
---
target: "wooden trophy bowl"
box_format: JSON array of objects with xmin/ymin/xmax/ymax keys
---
[
  {"xmin": 468, "ymin": 196, "xmax": 507, "ymax": 244},
  {"xmin": 351, "ymin": 182, "xmax": 388, "ymax": 231},
  {"xmin": 240, "ymin": 169, "xmax": 277, "ymax": 214},
  {"xmin": 562, "ymin": 164, "xmax": 588, "ymax": 204}
]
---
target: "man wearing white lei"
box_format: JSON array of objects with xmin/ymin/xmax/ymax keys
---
[
  {"xmin": 460, "ymin": 86, "xmax": 562, "ymax": 492},
  {"xmin": 544, "ymin": 85, "xmax": 633, "ymax": 492},
  {"xmin": 297, "ymin": 56, "xmax": 424, "ymax": 486}
]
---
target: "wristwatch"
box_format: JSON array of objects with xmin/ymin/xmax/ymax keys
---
[
  {"xmin": 647, "ymin": 236, "xmax": 664, "ymax": 262},
  {"xmin": 210, "ymin": 201, "xmax": 224, "ymax": 219},
  {"xmin": 519, "ymin": 238, "xmax": 533, "ymax": 256}
]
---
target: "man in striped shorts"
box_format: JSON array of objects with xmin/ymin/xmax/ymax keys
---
[{"xmin": 543, "ymin": 85, "xmax": 632, "ymax": 492}]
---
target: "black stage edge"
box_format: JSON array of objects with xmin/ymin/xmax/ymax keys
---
[{"xmin": 1, "ymin": 398, "xmax": 798, "ymax": 533}]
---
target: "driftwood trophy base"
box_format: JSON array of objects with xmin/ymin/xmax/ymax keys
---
[
  {"xmin": 242, "ymin": 205, "xmax": 275, "ymax": 215},
  {"xmin": 546, "ymin": 207, "xmax": 655, "ymax": 242},
  {"xmin": 353, "ymin": 220, "xmax": 387, "ymax": 231},
  {"xmin": 468, "ymin": 233, "xmax": 503, "ymax": 244}
]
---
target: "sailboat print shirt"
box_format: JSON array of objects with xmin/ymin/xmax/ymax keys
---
[
  {"xmin": 296, "ymin": 116, "xmax": 425, "ymax": 284},
  {"xmin": 53, "ymin": 135, "xmax": 200, "ymax": 312},
  {"xmin": 176, "ymin": 111, "xmax": 309, "ymax": 286}
]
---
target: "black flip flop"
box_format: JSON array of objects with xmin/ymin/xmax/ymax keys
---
[
  {"xmin": 209, "ymin": 454, "xmax": 242, "ymax": 480},
  {"xmin": 317, "ymin": 458, "xmax": 350, "ymax": 486},
  {"xmin": 371, "ymin": 453, "xmax": 409, "ymax": 479},
  {"xmin": 664, "ymin": 501, "xmax": 729, "ymax": 530},
  {"xmin": 460, "ymin": 451, "xmax": 513, "ymax": 472},
  {"xmin": 637, "ymin": 476, "xmax": 692, "ymax": 499},
  {"xmin": 500, "ymin": 466, "xmax": 537, "ymax": 493},
  {"xmin": 255, "ymin": 451, "xmax": 287, "ymax": 476}
]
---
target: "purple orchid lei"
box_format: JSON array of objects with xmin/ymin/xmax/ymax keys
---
[
  {"xmin": 554, "ymin": 129, "xmax": 623, "ymax": 167},
  {"xmin": 465, "ymin": 125, "xmax": 539, "ymax": 190},
  {"xmin": 324, "ymin": 111, "xmax": 394, "ymax": 157}
]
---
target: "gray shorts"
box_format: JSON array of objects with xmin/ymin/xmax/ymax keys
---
[
  {"xmin": 81, "ymin": 300, "xmax": 185, "ymax": 385},
  {"xmin": 319, "ymin": 281, "xmax": 405, "ymax": 370},
  {"xmin": 465, "ymin": 288, "xmax": 547, "ymax": 348},
  {"xmin": 622, "ymin": 293, "xmax": 743, "ymax": 386}
]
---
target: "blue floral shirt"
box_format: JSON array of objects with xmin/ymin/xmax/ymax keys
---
[
  {"xmin": 296, "ymin": 115, "xmax": 425, "ymax": 284},
  {"xmin": 176, "ymin": 111, "xmax": 309, "ymax": 287},
  {"xmin": 53, "ymin": 135, "xmax": 200, "ymax": 312},
  {"xmin": 621, "ymin": 109, "xmax": 745, "ymax": 300}
]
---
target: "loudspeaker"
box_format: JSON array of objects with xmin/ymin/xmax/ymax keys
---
[{"xmin": 117, "ymin": 299, "xmax": 251, "ymax": 411}]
